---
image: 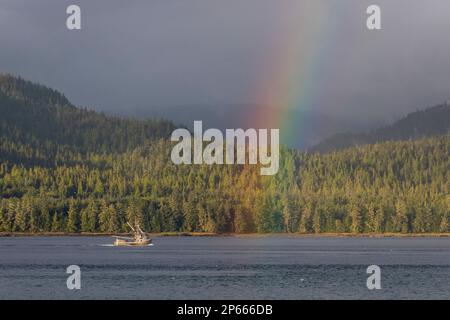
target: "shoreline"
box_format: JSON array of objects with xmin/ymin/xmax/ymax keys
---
[{"xmin": 0, "ymin": 232, "xmax": 448, "ymax": 238}]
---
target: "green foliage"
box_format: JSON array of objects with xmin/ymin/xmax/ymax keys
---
[
  {"xmin": 66, "ymin": 200, "xmax": 79, "ymax": 233},
  {"xmin": 0, "ymin": 74, "xmax": 448, "ymax": 234},
  {"xmin": 0, "ymin": 74, "xmax": 176, "ymax": 158},
  {"xmin": 312, "ymin": 103, "xmax": 450, "ymax": 153},
  {"xmin": 0, "ymin": 135, "xmax": 448, "ymax": 234}
]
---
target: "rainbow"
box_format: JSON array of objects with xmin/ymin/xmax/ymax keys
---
[{"xmin": 247, "ymin": 2, "xmax": 342, "ymax": 147}]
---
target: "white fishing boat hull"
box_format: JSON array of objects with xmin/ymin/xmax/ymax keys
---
[{"xmin": 114, "ymin": 238, "xmax": 152, "ymax": 247}]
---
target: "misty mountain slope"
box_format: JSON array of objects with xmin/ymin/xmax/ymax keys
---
[
  {"xmin": 117, "ymin": 104, "xmax": 375, "ymax": 149},
  {"xmin": 0, "ymin": 74, "xmax": 176, "ymax": 154},
  {"xmin": 311, "ymin": 103, "xmax": 450, "ymax": 153}
]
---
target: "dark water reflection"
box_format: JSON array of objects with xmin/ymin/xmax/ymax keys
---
[{"xmin": 0, "ymin": 236, "xmax": 449, "ymax": 299}]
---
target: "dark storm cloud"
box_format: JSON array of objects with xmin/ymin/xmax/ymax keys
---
[{"xmin": 1, "ymin": 0, "xmax": 450, "ymax": 124}]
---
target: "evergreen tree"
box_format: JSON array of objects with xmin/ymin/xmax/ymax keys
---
[
  {"xmin": 350, "ymin": 203, "xmax": 362, "ymax": 234},
  {"xmin": 299, "ymin": 204, "xmax": 312, "ymax": 233},
  {"xmin": 312, "ymin": 208, "xmax": 322, "ymax": 234},
  {"xmin": 439, "ymin": 212, "xmax": 448, "ymax": 233},
  {"xmin": 394, "ymin": 200, "xmax": 409, "ymax": 233},
  {"xmin": 51, "ymin": 212, "xmax": 62, "ymax": 232},
  {"xmin": 66, "ymin": 201, "xmax": 79, "ymax": 233},
  {"xmin": 80, "ymin": 208, "xmax": 90, "ymax": 233}
]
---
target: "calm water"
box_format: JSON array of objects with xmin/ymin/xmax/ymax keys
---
[{"xmin": 0, "ymin": 236, "xmax": 449, "ymax": 299}]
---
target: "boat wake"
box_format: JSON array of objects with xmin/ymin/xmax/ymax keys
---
[{"xmin": 100, "ymin": 243, "xmax": 154, "ymax": 247}]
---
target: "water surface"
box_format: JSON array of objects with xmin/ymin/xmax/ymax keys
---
[{"xmin": 0, "ymin": 236, "xmax": 449, "ymax": 299}]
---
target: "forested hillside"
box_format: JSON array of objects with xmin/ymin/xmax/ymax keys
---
[
  {"xmin": 0, "ymin": 75, "xmax": 448, "ymax": 234},
  {"xmin": 0, "ymin": 74, "xmax": 175, "ymax": 155},
  {"xmin": 312, "ymin": 103, "xmax": 450, "ymax": 153}
]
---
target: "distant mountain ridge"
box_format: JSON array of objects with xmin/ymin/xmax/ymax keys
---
[
  {"xmin": 0, "ymin": 74, "xmax": 176, "ymax": 154},
  {"xmin": 2, "ymin": 73, "xmax": 449, "ymax": 156},
  {"xmin": 115, "ymin": 104, "xmax": 376, "ymax": 149},
  {"xmin": 311, "ymin": 103, "xmax": 450, "ymax": 153}
]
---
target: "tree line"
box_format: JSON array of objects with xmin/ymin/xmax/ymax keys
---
[
  {"xmin": 0, "ymin": 74, "xmax": 448, "ymax": 234},
  {"xmin": 0, "ymin": 136, "xmax": 448, "ymax": 234}
]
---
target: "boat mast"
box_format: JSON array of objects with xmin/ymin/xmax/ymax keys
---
[{"xmin": 126, "ymin": 221, "xmax": 136, "ymax": 232}]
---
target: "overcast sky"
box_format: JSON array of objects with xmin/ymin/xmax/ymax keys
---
[{"xmin": 1, "ymin": 0, "xmax": 450, "ymax": 124}]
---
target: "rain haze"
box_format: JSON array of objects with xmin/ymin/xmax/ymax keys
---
[{"xmin": 1, "ymin": 0, "xmax": 450, "ymax": 147}]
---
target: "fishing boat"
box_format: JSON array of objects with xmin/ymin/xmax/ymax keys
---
[{"xmin": 112, "ymin": 221, "xmax": 152, "ymax": 246}]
